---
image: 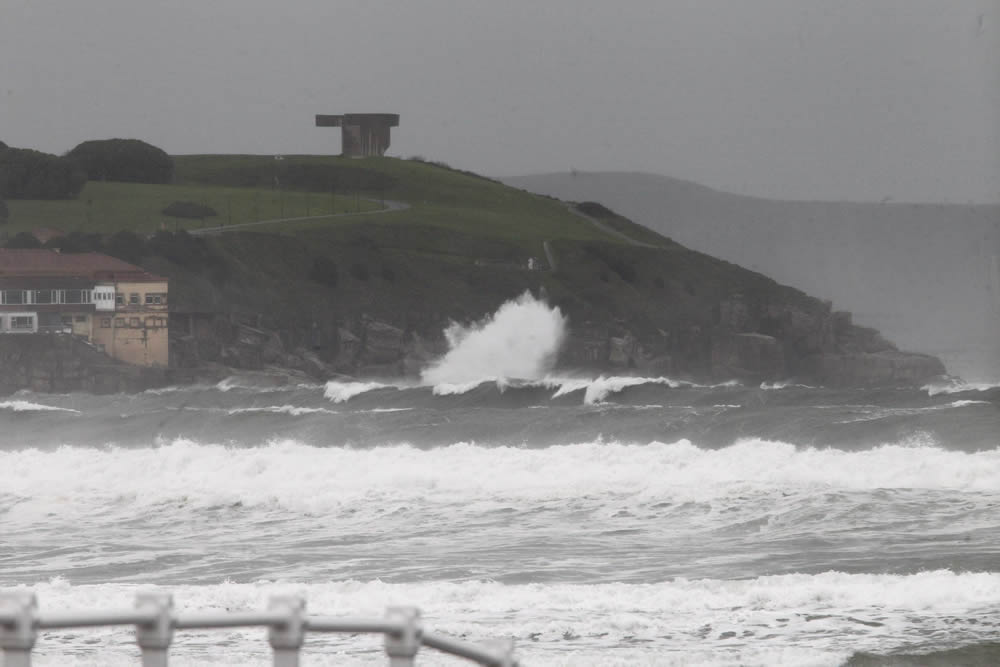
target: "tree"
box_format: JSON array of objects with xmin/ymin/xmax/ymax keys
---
[
  {"xmin": 4, "ymin": 232, "xmax": 42, "ymax": 249},
  {"xmin": 67, "ymin": 138, "xmax": 174, "ymax": 184},
  {"xmin": 0, "ymin": 145, "xmax": 86, "ymax": 199},
  {"xmin": 104, "ymin": 230, "xmax": 147, "ymax": 264}
]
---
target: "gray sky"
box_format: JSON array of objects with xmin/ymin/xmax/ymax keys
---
[{"xmin": 1, "ymin": 0, "xmax": 997, "ymax": 202}]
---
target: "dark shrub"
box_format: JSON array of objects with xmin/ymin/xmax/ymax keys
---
[
  {"xmin": 162, "ymin": 201, "xmax": 217, "ymax": 219},
  {"xmin": 145, "ymin": 230, "xmax": 229, "ymax": 284},
  {"xmin": 67, "ymin": 138, "xmax": 174, "ymax": 184},
  {"xmin": 308, "ymin": 257, "xmax": 339, "ymax": 287},
  {"xmin": 349, "ymin": 262, "xmax": 370, "ymax": 281},
  {"xmin": 0, "ymin": 145, "xmax": 86, "ymax": 199},
  {"xmin": 44, "ymin": 231, "xmax": 103, "ymax": 253},
  {"xmin": 4, "ymin": 231, "xmax": 42, "ymax": 249},
  {"xmin": 0, "ymin": 199, "xmax": 7, "ymax": 224},
  {"xmin": 104, "ymin": 230, "xmax": 147, "ymax": 264},
  {"xmin": 576, "ymin": 201, "xmax": 616, "ymax": 218},
  {"xmin": 583, "ymin": 243, "xmax": 638, "ymax": 284}
]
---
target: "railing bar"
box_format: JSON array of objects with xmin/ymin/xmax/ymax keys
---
[
  {"xmin": 173, "ymin": 611, "xmax": 288, "ymax": 629},
  {"xmin": 422, "ymin": 631, "xmax": 509, "ymax": 666},
  {"xmin": 306, "ymin": 617, "xmax": 404, "ymax": 635},
  {"xmin": 37, "ymin": 609, "xmax": 159, "ymax": 628}
]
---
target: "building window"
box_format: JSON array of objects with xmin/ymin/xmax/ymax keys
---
[
  {"xmin": 115, "ymin": 318, "xmax": 125, "ymax": 327},
  {"xmin": 130, "ymin": 317, "xmax": 140, "ymax": 327},
  {"xmin": 101, "ymin": 318, "xmax": 111, "ymax": 328},
  {"xmin": 145, "ymin": 293, "xmax": 167, "ymax": 305},
  {"xmin": 116, "ymin": 294, "xmax": 124, "ymax": 306},
  {"xmin": 34, "ymin": 290, "xmax": 54, "ymax": 304},
  {"xmin": 129, "ymin": 293, "xmax": 139, "ymax": 305},
  {"xmin": 64, "ymin": 289, "xmax": 85, "ymax": 304},
  {"xmin": 74, "ymin": 315, "xmax": 87, "ymax": 323},
  {"xmin": 11, "ymin": 315, "xmax": 34, "ymax": 330},
  {"xmin": 2, "ymin": 290, "xmax": 26, "ymax": 305}
]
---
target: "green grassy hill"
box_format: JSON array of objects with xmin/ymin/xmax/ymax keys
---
[
  {"xmin": 3, "ymin": 179, "xmax": 374, "ymax": 235},
  {"xmin": 3, "ymin": 155, "xmax": 632, "ymax": 257}
]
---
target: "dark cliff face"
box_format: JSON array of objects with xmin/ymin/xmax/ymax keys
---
[{"xmin": 151, "ymin": 228, "xmax": 946, "ymax": 388}]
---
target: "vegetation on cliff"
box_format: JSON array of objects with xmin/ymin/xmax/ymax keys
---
[{"xmin": 67, "ymin": 138, "xmax": 175, "ymax": 184}]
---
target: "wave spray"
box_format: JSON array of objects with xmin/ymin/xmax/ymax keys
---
[{"xmin": 421, "ymin": 291, "xmax": 566, "ymax": 386}]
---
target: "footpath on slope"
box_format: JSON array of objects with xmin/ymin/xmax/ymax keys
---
[
  {"xmin": 190, "ymin": 199, "xmax": 410, "ymax": 235},
  {"xmin": 565, "ymin": 203, "xmax": 656, "ymax": 247}
]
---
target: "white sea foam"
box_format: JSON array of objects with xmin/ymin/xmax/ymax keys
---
[
  {"xmin": 323, "ymin": 381, "xmax": 397, "ymax": 403},
  {"xmin": 431, "ymin": 378, "xmax": 493, "ymax": 395},
  {"xmin": 924, "ymin": 380, "xmax": 1000, "ymax": 396},
  {"xmin": 760, "ymin": 381, "xmax": 817, "ymax": 390},
  {"xmin": 226, "ymin": 405, "xmax": 339, "ymax": 416},
  {"xmin": 580, "ymin": 376, "xmax": 682, "ymax": 403},
  {"xmin": 949, "ymin": 399, "xmax": 991, "ymax": 408},
  {"xmin": 421, "ymin": 292, "xmax": 566, "ymax": 386},
  {"xmin": 13, "ymin": 570, "xmax": 1000, "ymax": 666},
  {"xmin": 2, "ymin": 438, "xmax": 997, "ymax": 520},
  {"xmin": 0, "ymin": 400, "xmax": 79, "ymax": 414}
]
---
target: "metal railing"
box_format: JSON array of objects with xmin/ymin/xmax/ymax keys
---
[{"xmin": 0, "ymin": 592, "xmax": 519, "ymax": 666}]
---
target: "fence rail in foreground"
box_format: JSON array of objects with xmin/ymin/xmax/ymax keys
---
[{"xmin": 0, "ymin": 592, "xmax": 519, "ymax": 666}]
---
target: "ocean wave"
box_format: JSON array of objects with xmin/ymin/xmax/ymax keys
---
[
  {"xmin": 323, "ymin": 380, "xmax": 400, "ymax": 403},
  {"xmin": 3, "ymin": 438, "xmax": 997, "ymax": 517},
  {"xmin": 226, "ymin": 405, "xmax": 340, "ymax": 416},
  {"xmin": 760, "ymin": 381, "xmax": 817, "ymax": 390},
  {"xmin": 924, "ymin": 380, "xmax": 1000, "ymax": 396},
  {"xmin": 17, "ymin": 571, "xmax": 1000, "ymax": 666},
  {"xmin": 0, "ymin": 400, "xmax": 80, "ymax": 414}
]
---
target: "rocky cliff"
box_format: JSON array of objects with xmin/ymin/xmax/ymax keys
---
[{"xmin": 152, "ymin": 222, "xmax": 945, "ymax": 389}]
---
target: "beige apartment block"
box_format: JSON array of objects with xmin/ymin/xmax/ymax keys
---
[{"xmin": 0, "ymin": 250, "xmax": 169, "ymax": 368}]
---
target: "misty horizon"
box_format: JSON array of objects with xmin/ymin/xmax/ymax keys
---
[{"xmin": 2, "ymin": 0, "xmax": 997, "ymax": 204}]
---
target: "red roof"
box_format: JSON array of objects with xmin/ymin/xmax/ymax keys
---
[{"xmin": 0, "ymin": 249, "xmax": 166, "ymax": 282}]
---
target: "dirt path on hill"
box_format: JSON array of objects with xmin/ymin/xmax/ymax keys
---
[{"xmin": 190, "ymin": 199, "xmax": 409, "ymax": 235}]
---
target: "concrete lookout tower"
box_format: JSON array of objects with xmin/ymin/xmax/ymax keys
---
[{"xmin": 315, "ymin": 113, "xmax": 399, "ymax": 157}]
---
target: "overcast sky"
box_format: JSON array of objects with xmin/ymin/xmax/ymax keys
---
[{"xmin": 1, "ymin": 0, "xmax": 997, "ymax": 202}]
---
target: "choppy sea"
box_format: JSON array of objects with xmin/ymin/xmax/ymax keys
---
[{"xmin": 1, "ymin": 371, "xmax": 999, "ymax": 666}]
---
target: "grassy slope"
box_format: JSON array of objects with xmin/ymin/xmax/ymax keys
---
[
  {"xmin": 173, "ymin": 155, "xmax": 615, "ymax": 246},
  {"xmin": 4, "ymin": 156, "xmax": 619, "ymax": 253},
  {"xmin": 3, "ymin": 181, "xmax": 376, "ymax": 235}
]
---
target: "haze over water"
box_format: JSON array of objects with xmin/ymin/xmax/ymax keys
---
[{"xmin": 2, "ymin": 295, "xmax": 999, "ymax": 666}]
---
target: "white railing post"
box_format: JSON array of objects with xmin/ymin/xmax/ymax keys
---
[
  {"xmin": 0, "ymin": 592, "xmax": 37, "ymax": 667},
  {"xmin": 268, "ymin": 595, "xmax": 306, "ymax": 667},
  {"xmin": 135, "ymin": 593, "xmax": 174, "ymax": 667},
  {"xmin": 383, "ymin": 607, "xmax": 421, "ymax": 667}
]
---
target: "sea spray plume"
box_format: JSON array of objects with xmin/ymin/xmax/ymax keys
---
[{"xmin": 421, "ymin": 292, "xmax": 567, "ymax": 386}]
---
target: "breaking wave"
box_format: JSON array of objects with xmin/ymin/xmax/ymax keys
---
[
  {"xmin": 420, "ymin": 291, "xmax": 566, "ymax": 386},
  {"xmin": 4, "ymin": 437, "xmax": 998, "ymax": 516},
  {"xmin": 0, "ymin": 400, "xmax": 79, "ymax": 414}
]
